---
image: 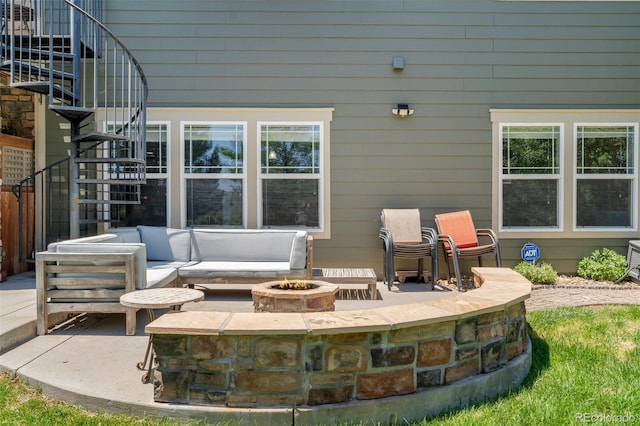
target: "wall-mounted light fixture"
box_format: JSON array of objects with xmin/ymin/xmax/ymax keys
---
[
  {"xmin": 392, "ymin": 103, "xmax": 414, "ymax": 118},
  {"xmin": 392, "ymin": 55, "xmax": 405, "ymax": 71}
]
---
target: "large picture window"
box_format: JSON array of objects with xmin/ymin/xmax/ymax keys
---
[
  {"xmin": 500, "ymin": 125, "xmax": 562, "ymax": 229},
  {"xmin": 183, "ymin": 123, "xmax": 244, "ymax": 227},
  {"xmin": 260, "ymin": 123, "xmax": 321, "ymax": 228},
  {"xmin": 575, "ymin": 125, "xmax": 636, "ymax": 229}
]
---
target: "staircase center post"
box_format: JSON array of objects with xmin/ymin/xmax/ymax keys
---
[
  {"xmin": 68, "ymin": 1, "xmax": 82, "ymax": 239},
  {"xmin": 69, "ymin": 122, "xmax": 80, "ymax": 239}
]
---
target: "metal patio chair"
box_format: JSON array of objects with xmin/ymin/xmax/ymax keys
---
[
  {"xmin": 379, "ymin": 208, "xmax": 438, "ymax": 290},
  {"xmin": 435, "ymin": 210, "xmax": 501, "ymax": 291}
]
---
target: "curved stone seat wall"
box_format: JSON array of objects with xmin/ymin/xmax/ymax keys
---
[{"xmin": 146, "ymin": 267, "xmax": 532, "ymax": 424}]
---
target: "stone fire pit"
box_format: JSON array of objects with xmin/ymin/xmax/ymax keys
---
[{"xmin": 252, "ymin": 280, "xmax": 339, "ymax": 312}]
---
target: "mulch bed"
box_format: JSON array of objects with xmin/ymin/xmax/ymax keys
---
[
  {"xmin": 533, "ymin": 275, "xmax": 640, "ymax": 290},
  {"xmin": 436, "ymin": 275, "xmax": 640, "ymax": 292}
]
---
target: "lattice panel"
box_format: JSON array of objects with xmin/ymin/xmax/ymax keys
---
[{"xmin": 2, "ymin": 146, "xmax": 34, "ymax": 185}]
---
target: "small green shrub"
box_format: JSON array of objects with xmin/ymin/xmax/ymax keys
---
[
  {"xmin": 576, "ymin": 248, "xmax": 627, "ymax": 282},
  {"xmin": 513, "ymin": 261, "xmax": 557, "ymax": 284}
]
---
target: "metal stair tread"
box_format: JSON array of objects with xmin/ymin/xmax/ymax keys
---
[
  {"xmin": 48, "ymin": 105, "xmax": 93, "ymax": 121},
  {"xmin": 0, "ymin": 61, "xmax": 73, "ymax": 80},
  {"xmin": 77, "ymin": 178, "xmax": 145, "ymax": 184},
  {"xmin": 78, "ymin": 199, "xmax": 141, "ymax": 205},
  {"xmin": 12, "ymin": 83, "xmax": 78, "ymax": 104},
  {"xmin": 0, "ymin": 35, "xmax": 95, "ymax": 58},
  {"xmin": 72, "ymin": 132, "xmax": 133, "ymax": 143},
  {"xmin": 75, "ymin": 157, "xmax": 144, "ymax": 164}
]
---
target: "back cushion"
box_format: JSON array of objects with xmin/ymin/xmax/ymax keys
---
[
  {"xmin": 190, "ymin": 229, "xmax": 299, "ymax": 263},
  {"xmin": 115, "ymin": 229, "xmax": 142, "ymax": 243},
  {"xmin": 137, "ymin": 226, "xmax": 191, "ymax": 262},
  {"xmin": 289, "ymin": 231, "xmax": 309, "ymax": 270}
]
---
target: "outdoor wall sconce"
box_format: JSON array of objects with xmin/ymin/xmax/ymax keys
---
[
  {"xmin": 392, "ymin": 103, "xmax": 414, "ymax": 118},
  {"xmin": 393, "ymin": 55, "xmax": 405, "ymax": 71}
]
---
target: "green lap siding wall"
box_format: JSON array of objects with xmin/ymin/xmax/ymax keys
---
[{"xmin": 73, "ymin": 1, "xmax": 640, "ymax": 275}]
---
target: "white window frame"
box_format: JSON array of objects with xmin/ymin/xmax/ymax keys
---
[
  {"xmin": 180, "ymin": 121, "xmax": 248, "ymax": 228},
  {"xmin": 572, "ymin": 122, "xmax": 638, "ymax": 232},
  {"xmin": 140, "ymin": 121, "xmax": 171, "ymax": 226},
  {"xmin": 491, "ymin": 109, "xmax": 640, "ymax": 239},
  {"xmin": 257, "ymin": 121, "xmax": 324, "ymax": 231},
  {"xmin": 157, "ymin": 107, "xmax": 333, "ymax": 237},
  {"xmin": 498, "ymin": 123, "xmax": 564, "ymax": 232},
  {"xmin": 103, "ymin": 120, "xmax": 171, "ymax": 230}
]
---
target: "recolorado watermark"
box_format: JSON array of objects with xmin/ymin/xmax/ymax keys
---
[{"xmin": 575, "ymin": 413, "xmax": 636, "ymax": 423}]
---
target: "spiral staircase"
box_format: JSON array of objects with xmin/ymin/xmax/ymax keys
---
[{"xmin": 0, "ymin": 0, "xmax": 147, "ymax": 262}]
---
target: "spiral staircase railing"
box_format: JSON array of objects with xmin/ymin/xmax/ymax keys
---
[{"xmin": 1, "ymin": 0, "xmax": 148, "ymax": 262}]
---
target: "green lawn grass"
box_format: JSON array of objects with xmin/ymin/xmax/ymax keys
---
[
  {"xmin": 1, "ymin": 305, "xmax": 639, "ymax": 426},
  {"xmin": 421, "ymin": 305, "xmax": 640, "ymax": 426}
]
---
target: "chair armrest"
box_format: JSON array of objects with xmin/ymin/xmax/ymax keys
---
[
  {"xmin": 421, "ymin": 227, "xmax": 438, "ymax": 245},
  {"xmin": 379, "ymin": 227, "xmax": 394, "ymax": 250},
  {"xmin": 437, "ymin": 234, "xmax": 459, "ymax": 253},
  {"xmin": 476, "ymin": 228, "xmax": 499, "ymax": 245}
]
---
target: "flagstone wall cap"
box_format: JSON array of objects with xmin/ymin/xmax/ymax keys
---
[{"xmin": 146, "ymin": 267, "xmax": 531, "ymax": 336}]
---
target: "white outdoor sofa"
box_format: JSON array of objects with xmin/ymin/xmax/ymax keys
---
[{"xmin": 36, "ymin": 226, "xmax": 313, "ymax": 335}]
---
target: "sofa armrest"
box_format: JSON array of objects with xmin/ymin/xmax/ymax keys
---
[
  {"xmin": 36, "ymin": 251, "xmax": 137, "ymax": 335},
  {"xmin": 36, "ymin": 251, "xmax": 137, "ymax": 293}
]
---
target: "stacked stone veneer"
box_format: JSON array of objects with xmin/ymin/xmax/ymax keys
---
[
  {"xmin": 150, "ymin": 267, "xmax": 530, "ymax": 409},
  {"xmin": 0, "ymin": 73, "xmax": 35, "ymax": 139}
]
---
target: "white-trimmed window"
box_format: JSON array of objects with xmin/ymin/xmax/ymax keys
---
[
  {"xmin": 500, "ymin": 124, "xmax": 562, "ymax": 230},
  {"xmin": 109, "ymin": 122, "xmax": 170, "ymax": 227},
  {"xmin": 183, "ymin": 122, "xmax": 245, "ymax": 227},
  {"xmin": 259, "ymin": 123, "xmax": 322, "ymax": 229},
  {"xmin": 575, "ymin": 124, "xmax": 637, "ymax": 230},
  {"xmin": 121, "ymin": 107, "xmax": 334, "ymax": 237},
  {"xmin": 491, "ymin": 109, "xmax": 639, "ymax": 237}
]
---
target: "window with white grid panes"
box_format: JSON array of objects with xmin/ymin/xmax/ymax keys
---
[
  {"xmin": 259, "ymin": 123, "xmax": 322, "ymax": 229},
  {"xmin": 110, "ymin": 123, "xmax": 169, "ymax": 227},
  {"xmin": 500, "ymin": 124, "xmax": 562, "ymax": 230},
  {"xmin": 575, "ymin": 125, "xmax": 637, "ymax": 229},
  {"xmin": 183, "ymin": 123, "xmax": 245, "ymax": 227}
]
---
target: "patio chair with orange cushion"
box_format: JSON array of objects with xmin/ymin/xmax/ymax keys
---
[
  {"xmin": 379, "ymin": 208, "xmax": 438, "ymax": 290},
  {"xmin": 434, "ymin": 210, "xmax": 501, "ymax": 291}
]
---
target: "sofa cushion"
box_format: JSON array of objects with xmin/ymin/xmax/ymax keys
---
[
  {"xmin": 147, "ymin": 260, "xmax": 190, "ymax": 269},
  {"xmin": 137, "ymin": 226, "xmax": 191, "ymax": 262},
  {"xmin": 189, "ymin": 229, "xmax": 305, "ymax": 264},
  {"xmin": 53, "ymin": 243, "xmax": 147, "ymax": 290},
  {"xmin": 146, "ymin": 268, "xmax": 179, "ymax": 289},
  {"xmin": 289, "ymin": 231, "xmax": 308, "ymax": 270},
  {"xmin": 178, "ymin": 261, "xmax": 300, "ymax": 278}
]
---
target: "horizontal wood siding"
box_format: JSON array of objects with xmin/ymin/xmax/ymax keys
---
[{"xmin": 96, "ymin": 1, "xmax": 640, "ymax": 276}]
